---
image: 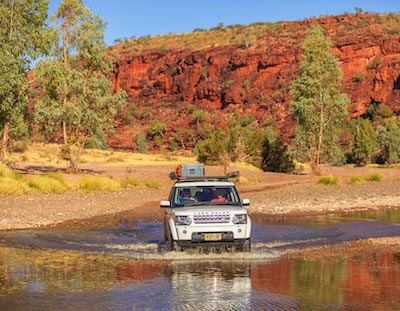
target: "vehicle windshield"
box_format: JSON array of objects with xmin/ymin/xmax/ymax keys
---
[{"xmin": 173, "ymin": 186, "xmax": 240, "ymax": 207}]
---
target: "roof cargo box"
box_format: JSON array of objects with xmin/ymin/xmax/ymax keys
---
[{"xmin": 176, "ymin": 163, "xmax": 204, "ymax": 179}]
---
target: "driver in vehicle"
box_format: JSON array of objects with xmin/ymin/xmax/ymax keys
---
[{"xmin": 178, "ymin": 188, "xmax": 197, "ymax": 203}]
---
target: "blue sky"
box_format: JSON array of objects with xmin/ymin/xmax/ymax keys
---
[{"xmin": 49, "ymin": 1, "xmax": 400, "ymax": 46}]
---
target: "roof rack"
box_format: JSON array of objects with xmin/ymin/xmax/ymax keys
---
[{"xmin": 170, "ymin": 171, "xmax": 240, "ymax": 181}]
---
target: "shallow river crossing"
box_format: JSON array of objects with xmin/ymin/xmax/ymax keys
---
[{"xmin": 0, "ymin": 208, "xmax": 400, "ymax": 310}]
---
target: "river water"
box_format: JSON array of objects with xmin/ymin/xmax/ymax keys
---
[{"xmin": 0, "ymin": 208, "xmax": 399, "ymax": 310}]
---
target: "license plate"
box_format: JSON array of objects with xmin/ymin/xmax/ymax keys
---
[{"xmin": 204, "ymin": 233, "xmax": 222, "ymax": 241}]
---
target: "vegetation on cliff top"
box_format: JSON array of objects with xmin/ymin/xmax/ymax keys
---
[{"xmin": 110, "ymin": 12, "xmax": 400, "ymax": 53}]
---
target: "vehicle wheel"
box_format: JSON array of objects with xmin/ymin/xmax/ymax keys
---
[
  {"xmin": 241, "ymin": 239, "xmax": 251, "ymax": 252},
  {"xmin": 159, "ymin": 238, "xmax": 172, "ymax": 252},
  {"xmin": 172, "ymin": 241, "xmax": 182, "ymax": 252}
]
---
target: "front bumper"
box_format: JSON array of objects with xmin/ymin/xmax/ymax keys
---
[
  {"xmin": 178, "ymin": 235, "xmax": 248, "ymax": 248},
  {"xmin": 173, "ymin": 222, "xmax": 250, "ymax": 245}
]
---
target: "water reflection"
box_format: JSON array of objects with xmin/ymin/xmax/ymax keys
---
[
  {"xmin": 0, "ymin": 246, "xmax": 399, "ymax": 310},
  {"xmin": 165, "ymin": 261, "xmax": 252, "ymax": 310},
  {"xmin": 1, "ymin": 208, "xmax": 400, "ymax": 310}
]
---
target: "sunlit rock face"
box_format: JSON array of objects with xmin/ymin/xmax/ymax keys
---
[{"xmin": 109, "ymin": 14, "xmax": 400, "ymax": 150}]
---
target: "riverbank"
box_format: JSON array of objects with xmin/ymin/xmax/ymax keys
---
[{"xmin": 0, "ymin": 162, "xmax": 399, "ymax": 230}]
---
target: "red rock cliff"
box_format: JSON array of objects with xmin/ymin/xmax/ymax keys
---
[{"xmin": 110, "ymin": 13, "xmax": 400, "ymax": 150}]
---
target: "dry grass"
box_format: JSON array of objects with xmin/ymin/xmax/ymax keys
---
[
  {"xmin": 75, "ymin": 176, "xmax": 121, "ymax": 193},
  {"xmin": 0, "ymin": 164, "xmax": 69, "ymax": 195},
  {"xmin": 317, "ymin": 175, "xmax": 339, "ymax": 185},
  {"xmin": 3, "ymin": 143, "xmax": 299, "ymax": 194},
  {"xmin": 11, "ymin": 143, "xmax": 196, "ymax": 167}
]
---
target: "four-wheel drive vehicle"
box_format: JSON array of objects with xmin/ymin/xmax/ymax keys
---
[{"xmin": 160, "ymin": 164, "xmax": 252, "ymax": 252}]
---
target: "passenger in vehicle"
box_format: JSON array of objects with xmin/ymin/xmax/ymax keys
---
[{"xmin": 211, "ymin": 189, "xmax": 229, "ymax": 202}]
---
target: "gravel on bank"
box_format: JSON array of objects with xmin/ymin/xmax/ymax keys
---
[{"xmin": 0, "ymin": 163, "xmax": 399, "ymax": 230}]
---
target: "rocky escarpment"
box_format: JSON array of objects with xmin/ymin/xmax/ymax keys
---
[{"xmin": 109, "ymin": 13, "xmax": 400, "ymax": 150}]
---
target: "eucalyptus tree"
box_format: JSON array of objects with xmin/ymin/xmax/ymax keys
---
[
  {"xmin": 34, "ymin": 0, "xmax": 126, "ymax": 173},
  {"xmin": 376, "ymin": 118, "xmax": 400, "ymax": 164},
  {"xmin": 0, "ymin": 0, "xmax": 49, "ymax": 161},
  {"xmin": 290, "ymin": 24, "xmax": 350, "ymax": 174},
  {"xmin": 349, "ymin": 118, "xmax": 377, "ymax": 166}
]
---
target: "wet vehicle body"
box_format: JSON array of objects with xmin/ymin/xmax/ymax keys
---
[{"xmin": 160, "ymin": 164, "xmax": 251, "ymax": 252}]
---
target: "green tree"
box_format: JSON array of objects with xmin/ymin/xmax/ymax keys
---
[
  {"xmin": 147, "ymin": 119, "xmax": 167, "ymax": 138},
  {"xmin": 194, "ymin": 119, "xmax": 274, "ymax": 172},
  {"xmin": 376, "ymin": 118, "xmax": 400, "ymax": 164},
  {"xmin": 135, "ymin": 132, "xmax": 147, "ymax": 154},
  {"xmin": 0, "ymin": 0, "xmax": 49, "ymax": 161},
  {"xmin": 34, "ymin": 0, "xmax": 126, "ymax": 173},
  {"xmin": 194, "ymin": 128, "xmax": 231, "ymax": 173},
  {"xmin": 84, "ymin": 128, "xmax": 108, "ymax": 150},
  {"xmin": 261, "ymin": 138, "xmax": 295, "ymax": 173},
  {"xmin": 290, "ymin": 24, "xmax": 350, "ymax": 174},
  {"xmin": 349, "ymin": 118, "xmax": 377, "ymax": 166}
]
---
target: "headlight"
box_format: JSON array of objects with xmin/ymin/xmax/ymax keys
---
[
  {"xmin": 175, "ymin": 216, "xmax": 192, "ymax": 226},
  {"xmin": 232, "ymin": 214, "xmax": 247, "ymax": 224}
]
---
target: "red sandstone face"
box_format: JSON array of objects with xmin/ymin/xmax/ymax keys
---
[{"xmin": 108, "ymin": 14, "xmax": 400, "ymax": 150}]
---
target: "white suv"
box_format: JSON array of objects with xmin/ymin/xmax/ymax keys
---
[{"xmin": 160, "ymin": 164, "xmax": 251, "ymax": 252}]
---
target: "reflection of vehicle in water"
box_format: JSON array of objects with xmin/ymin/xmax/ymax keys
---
[
  {"xmin": 166, "ymin": 261, "xmax": 251, "ymax": 310},
  {"xmin": 160, "ymin": 164, "xmax": 252, "ymax": 252}
]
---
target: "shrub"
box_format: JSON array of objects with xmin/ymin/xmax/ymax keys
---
[
  {"xmin": 120, "ymin": 177, "xmax": 141, "ymax": 188},
  {"xmin": 235, "ymin": 176, "xmax": 249, "ymax": 183},
  {"xmin": 352, "ymin": 72, "xmax": 366, "ymax": 82},
  {"xmin": 147, "ymin": 120, "xmax": 167, "ymax": 137},
  {"xmin": 76, "ymin": 176, "xmax": 121, "ymax": 193},
  {"xmin": 317, "ymin": 175, "xmax": 339, "ymax": 185},
  {"xmin": 135, "ymin": 132, "xmax": 147, "ymax": 154},
  {"xmin": 27, "ymin": 175, "xmax": 69, "ymax": 194},
  {"xmin": 348, "ymin": 176, "xmax": 365, "ymax": 184},
  {"xmin": 261, "ymin": 138, "xmax": 295, "ymax": 173},
  {"xmin": 85, "ymin": 129, "xmax": 109, "ymax": 150},
  {"xmin": 144, "ymin": 180, "xmax": 163, "ymax": 189},
  {"xmin": 367, "ymin": 173, "xmax": 382, "ymax": 182},
  {"xmin": 46, "ymin": 172, "xmax": 68, "ymax": 186},
  {"xmin": 9, "ymin": 139, "xmax": 30, "ymax": 153},
  {"xmin": 367, "ymin": 58, "xmax": 381, "ymax": 69},
  {"xmin": 0, "ymin": 177, "xmax": 30, "ymax": 195},
  {"xmin": 0, "ymin": 164, "xmax": 16, "ymax": 178}
]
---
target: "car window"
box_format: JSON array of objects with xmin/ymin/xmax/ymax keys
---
[{"xmin": 173, "ymin": 186, "xmax": 240, "ymax": 206}]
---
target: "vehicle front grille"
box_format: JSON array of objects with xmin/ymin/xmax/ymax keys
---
[{"xmin": 193, "ymin": 214, "xmax": 231, "ymax": 224}]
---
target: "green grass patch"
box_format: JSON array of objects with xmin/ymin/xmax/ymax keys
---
[
  {"xmin": 0, "ymin": 164, "xmax": 17, "ymax": 179},
  {"xmin": 348, "ymin": 176, "xmax": 365, "ymax": 185},
  {"xmin": 317, "ymin": 175, "xmax": 339, "ymax": 185},
  {"xmin": 76, "ymin": 176, "xmax": 121, "ymax": 193},
  {"xmin": 235, "ymin": 176, "xmax": 250, "ymax": 183},
  {"xmin": 0, "ymin": 177, "xmax": 30, "ymax": 195},
  {"xmin": 120, "ymin": 176, "xmax": 141, "ymax": 188},
  {"xmin": 144, "ymin": 180, "xmax": 163, "ymax": 189},
  {"xmin": 46, "ymin": 172, "xmax": 69, "ymax": 186},
  {"xmin": 367, "ymin": 173, "xmax": 382, "ymax": 182},
  {"xmin": 26, "ymin": 174, "xmax": 69, "ymax": 194}
]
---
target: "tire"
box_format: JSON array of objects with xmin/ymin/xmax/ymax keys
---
[
  {"xmin": 241, "ymin": 239, "xmax": 251, "ymax": 252},
  {"xmin": 159, "ymin": 238, "xmax": 172, "ymax": 252},
  {"xmin": 172, "ymin": 241, "xmax": 182, "ymax": 252}
]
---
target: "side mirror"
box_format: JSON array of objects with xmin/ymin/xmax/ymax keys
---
[
  {"xmin": 242, "ymin": 198, "xmax": 250, "ymax": 206},
  {"xmin": 160, "ymin": 200, "xmax": 171, "ymax": 208}
]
